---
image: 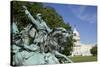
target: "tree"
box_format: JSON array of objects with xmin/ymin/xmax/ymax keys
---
[
  {"xmin": 90, "ymin": 45, "xmax": 97, "ymax": 56},
  {"xmin": 11, "ymin": 1, "xmax": 74, "ymax": 56}
]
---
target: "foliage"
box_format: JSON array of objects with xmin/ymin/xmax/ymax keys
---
[
  {"xmin": 90, "ymin": 45, "xmax": 97, "ymax": 56},
  {"xmin": 11, "ymin": 1, "xmax": 74, "ymax": 56}
]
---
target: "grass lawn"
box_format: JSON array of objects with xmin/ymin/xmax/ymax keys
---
[{"xmin": 69, "ymin": 56, "xmax": 97, "ymax": 63}]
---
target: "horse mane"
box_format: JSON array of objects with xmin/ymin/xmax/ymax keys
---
[{"xmin": 43, "ymin": 29, "xmax": 66, "ymax": 53}]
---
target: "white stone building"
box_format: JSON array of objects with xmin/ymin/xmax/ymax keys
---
[{"xmin": 71, "ymin": 28, "xmax": 94, "ymax": 56}]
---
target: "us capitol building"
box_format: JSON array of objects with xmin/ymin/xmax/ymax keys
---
[{"xmin": 71, "ymin": 28, "xmax": 95, "ymax": 56}]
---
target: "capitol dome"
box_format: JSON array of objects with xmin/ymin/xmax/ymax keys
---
[
  {"xmin": 73, "ymin": 28, "xmax": 80, "ymax": 37},
  {"xmin": 73, "ymin": 28, "xmax": 80, "ymax": 41}
]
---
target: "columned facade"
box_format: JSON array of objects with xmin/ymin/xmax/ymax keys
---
[{"xmin": 71, "ymin": 28, "xmax": 94, "ymax": 56}]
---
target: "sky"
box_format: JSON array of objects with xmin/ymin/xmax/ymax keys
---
[{"xmin": 43, "ymin": 3, "xmax": 97, "ymax": 44}]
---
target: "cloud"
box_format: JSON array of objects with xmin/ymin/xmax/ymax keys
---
[{"xmin": 67, "ymin": 5, "xmax": 97, "ymax": 24}]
